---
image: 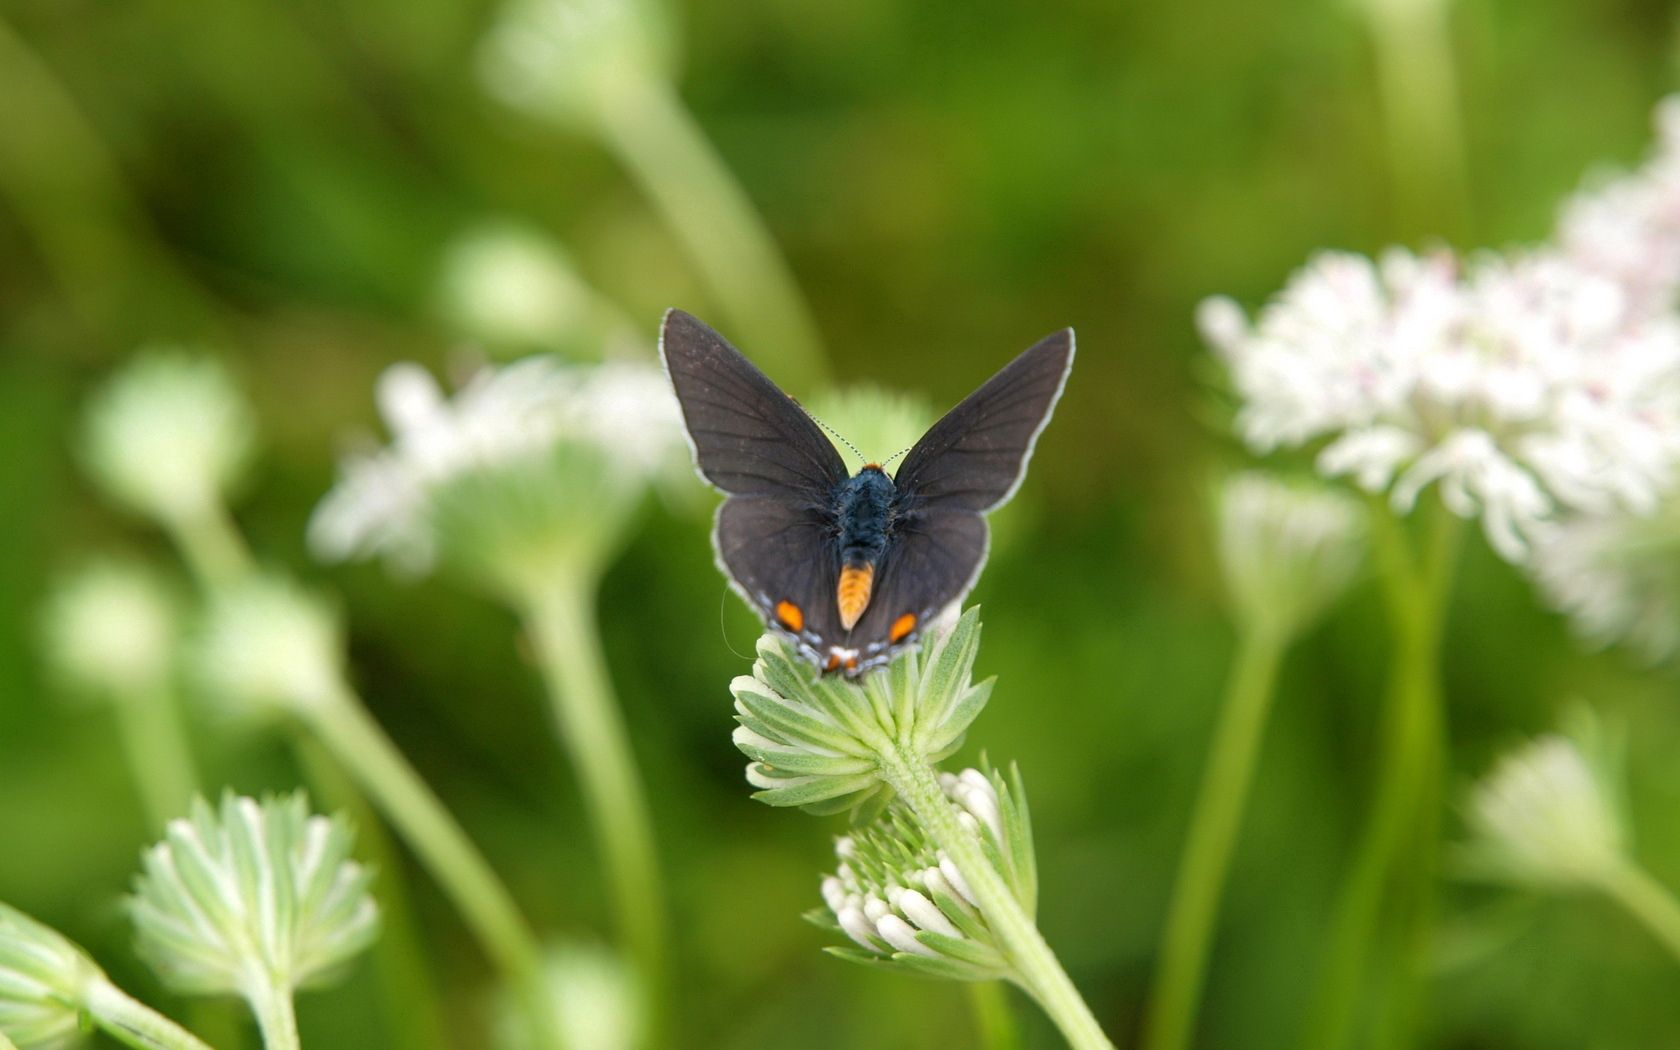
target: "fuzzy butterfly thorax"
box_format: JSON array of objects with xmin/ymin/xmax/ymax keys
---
[{"xmin": 661, "ymin": 309, "xmax": 1073, "ymax": 676}]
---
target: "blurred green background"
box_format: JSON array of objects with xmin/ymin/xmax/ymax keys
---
[{"xmin": 4, "ymin": 0, "xmax": 1680, "ymax": 1046}]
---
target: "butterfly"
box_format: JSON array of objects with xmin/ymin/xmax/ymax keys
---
[{"xmin": 660, "ymin": 309, "xmax": 1074, "ymax": 676}]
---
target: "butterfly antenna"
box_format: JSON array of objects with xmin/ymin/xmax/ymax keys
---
[
  {"xmin": 882, "ymin": 444, "xmax": 915, "ymax": 468},
  {"xmin": 719, "ymin": 587, "xmax": 751, "ymax": 661},
  {"xmin": 805, "ymin": 410, "xmax": 866, "ymax": 464}
]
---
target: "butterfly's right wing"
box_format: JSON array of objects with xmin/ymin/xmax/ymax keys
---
[
  {"xmin": 660, "ymin": 309, "xmax": 848, "ymax": 496},
  {"xmin": 661, "ymin": 309, "xmax": 850, "ymax": 657}
]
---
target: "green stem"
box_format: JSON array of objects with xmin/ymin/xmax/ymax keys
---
[
  {"xmin": 166, "ymin": 504, "xmax": 253, "ymax": 591},
  {"xmin": 597, "ymin": 75, "xmax": 827, "ymax": 391},
  {"xmin": 291, "ymin": 738, "xmax": 449, "ymax": 1050},
  {"xmin": 242, "ymin": 979, "xmax": 299, "ymax": 1050},
  {"xmin": 1307, "ymin": 503, "xmax": 1460, "ymax": 1050},
  {"xmin": 520, "ymin": 575, "xmax": 667, "ymax": 1040},
  {"xmin": 1599, "ymin": 863, "xmax": 1680, "ymax": 965},
  {"xmin": 967, "ymin": 982, "xmax": 1022, "ymax": 1050},
  {"xmin": 112, "ymin": 683, "xmax": 200, "ymax": 828},
  {"xmin": 82, "ymin": 976, "xmax": 216, "ymax": 1050},
  {"xmin": 1362, "ymin": 0, "xmax": 1468, "ymax": 237},
  {"xmin": 1144, "ymin": 625, "xmax": 1289, "ymax": 1050},
  {"xmin": 879, "ymin": 751, "xmax": 1115, "ymax": 1050},
  {"xmin": 304, "ymin": 689, "xmax": 556, "ymax": 1043}
]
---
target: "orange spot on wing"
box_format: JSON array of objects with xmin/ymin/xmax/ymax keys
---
[
  {"xmin": 889, "ymin": 613, "xmax": 918, "ymax": 644},
  {"xmin": 836, "ymin": 564, "xmax": 875, "ymax": 630},
  {"xmin": 824, "ymin": 652, "xmax": 842, "ymax": 672},
  {"xmin": 774, "ymin": 600, "xmax": 804, "ymax": 632}
]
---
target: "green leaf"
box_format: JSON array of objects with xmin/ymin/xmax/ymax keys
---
[{"xmin": 751, "ymin": 772, "xmax": 882, "ymax": 808}]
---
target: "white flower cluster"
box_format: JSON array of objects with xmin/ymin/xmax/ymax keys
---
[
  {"xmin": 309, "ymin": 357, "xmax": 687, "ymax": 577},
  {"xmin": 1558, "ymin": 98, "xmax": 1680, "ymax": 318},
  {"xmin": 1217, "ymin": 472, "xmax": 1365, "ymax": 638},
  {"xmin": 1462, "ymin": 723, "xmax": 1628, "ymax": 890},
  {"xmin": 819, "ymin": 766, "xmax": 1034, "ymax": 981},
  {"xmin": 1203, "ymin": 247, "xmax": 1680, "ymax": 563},
  {"xmin": 1529, "ymin": 510, "xmax": 1680, "ymax": 661}
]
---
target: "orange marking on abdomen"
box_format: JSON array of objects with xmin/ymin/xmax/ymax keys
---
[
  {"xmin": 836, "ymin": 564, "xmax": 875, "ymax": 630},
  {"xmin": 889, "ymin": 612, "xmax": 918, "ymax": 644},
  {"xmin": 774, "ymin": 600, "xmax": 804, "ymax": 633}
]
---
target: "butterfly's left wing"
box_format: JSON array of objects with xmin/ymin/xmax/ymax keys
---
[{"xmin": 892, "ymin": 329, "xmax": 1074, "ymax": 513}]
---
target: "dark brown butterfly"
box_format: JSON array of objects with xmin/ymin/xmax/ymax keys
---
[{"xmin": 660, "ymin": 309, "xmax": 1073, "ymax": 675}]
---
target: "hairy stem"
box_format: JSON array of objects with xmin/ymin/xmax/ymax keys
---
[{"xmin": 1144, "ymin": 624, "xmax": 1288, "ymax": 1050}]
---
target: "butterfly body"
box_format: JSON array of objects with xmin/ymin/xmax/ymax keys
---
[{"xmin": 661, "ymin": 309, "xmax": 1073, "ymax": 676}]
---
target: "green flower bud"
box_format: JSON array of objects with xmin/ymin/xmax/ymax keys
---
[
  {"xmin": 80, "ymin": 352, "xmax": 255, "ymax": 527},
  {"xmin": 731, "ymin": 608, "xmax": 992, "ymax": 817},
  {"xmin": 40, "ymin": 560, "xmax": 179, "ymax": 700},
  {"xmin": 130, "ymin": 793, "xmax": 379, "ymax": 1000}
]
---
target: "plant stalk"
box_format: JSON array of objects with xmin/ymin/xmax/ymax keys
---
[
  {"xmin": 242, "ymin": 979, "xmax": 300, "ymax": 1050},
  {"xmin": 597, "ymin": 75, "xmax": 827, "ymax": 391},
  {"xmin": 1307, "ymin": 501, "xmax": 1460, "ymax": 1050},
  {"xmin": 1144, "ymin": 624, "xmax": 1288, "ymax": 1050},
  {"xmin": 880, "ymin": 750, "xmax": 1115, "ymax": 1050},
  {"xmin": 83, "ymin": 976, "xmax": 217, "ymax": 1050},
  {"xmin": 520, "ymin": 574, "xmax": 667, "ymax": 1039},
  {"xmin": 1599, "ymin": 862, "xmax": 1680, "ymax": 965},
  {"xmin": 112, "ymin": 683, "xmax": 200, "ymax": 828}
]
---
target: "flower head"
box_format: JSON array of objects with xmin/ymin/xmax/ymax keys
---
[
  {"xmin": 1557, "ymin": 96, "xmax": 1680, "ymax": 318},
  {"xmin": 191, "ymin": 573, "xmax": 344, "ymax": 724},
  {"xmin": 130, "ymin": 793, "xmax": 379, "ymax": 999},
  {"xmin": 1528, "ymin": 505, "xmax": 1680, "ymax": 661},
  {"xmin": 1217, "ymin": 472, "xmax": 1365, "ymax": 639},
  {"xmin": 79, "ymin": 352, "xmax": 256, "ymax": 527},
  {"xmin": 40, "ymin": 559, "xmax": 179, "ymax": 700},
  {"xmin": 732, "ymin": 609, "xmax": 992, "ymax": 817},
  {"xmin": 0, "ymin": 902, "xmax": 103, "ymax": 1047},
  {"xmin": 439, "ymin": 223, "xmax": 632, "ymax": 357},
  {"xmin": 814, "ymin": 764, "xmax": 1034, "ymax": 982},
  {"xmin": 1460, "ymin": 710, "xmax": 1628, "ymax": 890},
  {"xmin": 309, "ymin": 357, "xmax": 688, "ymax": 595},
  {"xmin": 1205, "ymin": 248, "xmax": 1680, "ymax": 561},
  {"xmin": 479, "ymin": 0, "xmax": 672, "ymax": 130},
  {"xmin": 496, "ymin": 943, "xmax": 642, "ymax": 1050}
]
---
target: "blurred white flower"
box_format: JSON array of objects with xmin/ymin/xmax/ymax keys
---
[
  {"xmin": 1529, "ymin": 507, "xmax": 1680, "ymax": 661},
  {"xmin": 440, "ymin": 223, "xmax": 634, "ymax": 356},
  {"xmin": 479, "ymin": 0, "xmax": 671, "ymax": 129},
  {"xmin": 1461, "ymin": 714, "xmax": 1627, "ymax": 890},
  {"xmin": 497, "ymin": 943, "xmax": 643, "ymax": 1050},
  {"xmin": 309, "ymin": 357, "xmax": 688, "ymax": 591},
  {"xmin": 817, "ymin": 765, "xmax": 1034, "ymax": 982},
  {"xmin": 40, "ymin": 560, "xmax": 178, "ymax": 699},
  {"xmin": 130, "ymin": 794, "xmax": 379, "ymax": 999},
  {"xmin": 191, "ymin": 573, "xmax": 344, "ymax": 724},
  {"xmin": 80, "ymin": 352, "xmax": 256, "ymax": 527},
  {"xmin": 1558, "ymin": 96, "xmax": 1680, "ymax": 318},
  {"xmin": 1204, "ymin": 248, "xmax": 1680, "ymax": 561},
  {"xmin": 1217, "ymin": 473, "xmax": 1365, "ymax": 639}
]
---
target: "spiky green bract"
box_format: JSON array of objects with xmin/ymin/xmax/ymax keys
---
[
  {"xmin": 811, "ymin": 763, "xmax": 1036, "ymax": 983},
  {"xmin": 731, "ymin": 608, "xmax": 993, "ymax": 817},
  {"xmin": 1459, "ymin": 707, "xmax": 1630, "ymax": 891},
  {"xmin": 0, "ymin": 905, "xmax": 212, "ymax": 1050},
  {"xmin": 0, "ymin": 902, "xmax": 99, "ymax": 1048},
  {"xmin": 130, "ymin": 793, "xmax": 379, "ymax": 1000}
]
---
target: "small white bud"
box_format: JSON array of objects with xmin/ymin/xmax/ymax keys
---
[
  {"xmin": 873, "ymin": 915, "xmax": 937, "ymax": 958},
  {"xmin": 897, "ymin": 890, "xmax": 961, "ymax": 939}
]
